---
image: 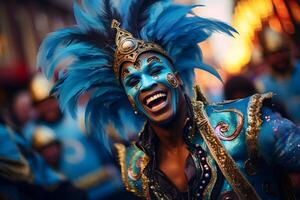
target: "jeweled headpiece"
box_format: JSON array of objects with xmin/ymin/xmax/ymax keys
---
[{"xmin": 111, "ymin": 19, "xmax": 169, "ymax": 78}]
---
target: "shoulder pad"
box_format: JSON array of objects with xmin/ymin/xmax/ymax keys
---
[{"xmin": 114, "ymin": 143, "xmax": 149, "ymax": 198}]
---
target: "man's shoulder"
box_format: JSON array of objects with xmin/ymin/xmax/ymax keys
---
[
  {"xmin": 204, "ymin": 93, "xmax": 273, "ymax": 117},
  {"xmin": 114, "ymin": 143, "xmax": 148, "ymax": 198},
  {"xmin": 199, "ymin": 93, "xmax": 273, "ymax": 159}
]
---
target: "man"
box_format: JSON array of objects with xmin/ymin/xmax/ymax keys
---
[
  {"xmin": 0, "ymin": 115, "xmax": 87, "ymax": 200},
  {"xmin": 23, "ymin": 74, "xmax": 124, "ymax": 200},
  {"xmin": 37, "ymin": 0, "xmax": 300, "ymax": 199},
  {"xmin": 256, "ymin": 28, "xmax": 300, "ymax": 124}
]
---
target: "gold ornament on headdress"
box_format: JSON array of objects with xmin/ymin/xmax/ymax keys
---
[{"xmin": 111, "ymin": 19, "xmax": 170, "ymax": 78}]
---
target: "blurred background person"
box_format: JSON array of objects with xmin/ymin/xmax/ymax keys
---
[
  {"xmin": 224, "ymin": 74, "xmax": 290, "ymax": 119},
  {"xmin": 8, "ymin": 91, "xmax": 36, "ymax": 133},
  {"xmin": 256, "ymin": 28, "xmax": 300, "ymax": 124},
  {"xmin": 224, "ymin": 75, "xmax": 258, "ymax": 100},
  {"xmin": 0, "ymin": 112, "xmax": 88, "ymax": 200},
  {"xmin": 22, "ymin": 73, "xmax": 128, "ymax": 200}
]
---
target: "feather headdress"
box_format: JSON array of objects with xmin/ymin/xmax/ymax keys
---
[{"xmin": 37, "ymin": 0, "xmax": 236, "ymax": 150}]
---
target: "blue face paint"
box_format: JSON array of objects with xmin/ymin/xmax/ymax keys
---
[{"xmin": 121, "ymin": 52, "xmax": 179, "ymax": 122}]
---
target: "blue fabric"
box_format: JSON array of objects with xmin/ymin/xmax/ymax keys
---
[
  {"xmin": 259, "ymin": 108, "xmax": 300, "ymax": 171},
  {"xmin": 203, "ymin": 95, "xmax": 300, "ymax": 199}
]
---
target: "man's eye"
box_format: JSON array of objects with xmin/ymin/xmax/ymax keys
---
[
  {"xmin": 150, "ymin": 68, "xmax": 162, "ymax": 76},
  {"xmin": 127, "ymin": 79, "xmax": 139, "ymax": 87}
]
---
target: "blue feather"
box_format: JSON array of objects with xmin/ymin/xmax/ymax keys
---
[{"xmin": 38, "ymin": 0, "xmax": 236, "ymax": 151}]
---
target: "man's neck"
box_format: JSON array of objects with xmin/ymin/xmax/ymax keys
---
[{"xmin": 149, "ymin": 98, "xmax": 188, "ymax": 150}]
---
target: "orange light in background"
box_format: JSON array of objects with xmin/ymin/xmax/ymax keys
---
[
  {"xmin": 283, "ymin": 21, "xmax": 295, "ymax": 33},
  {"xmin": 289, "ymin": 0, "xmax": 300, "ymax": 23},
  {"xmin": 273, "ymin": 0, "xmax": 290, "ymax": 18},
  {"xmin": 272, "ymin": 0, "xmax": 295, "ymax": 33},
  {"xmin": 224, "ymin": 0, "xmax": 274, "ymax": 74},
  {"xmin": 269, "ymin": 16, "xmax": 282, "ymax": 32}
]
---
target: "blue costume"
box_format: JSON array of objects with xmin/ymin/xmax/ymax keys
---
[
  {"xmin": 0, "ymin": 123, "xmax": 88, "ymax": 200},
  {"xmin": 23, "ymin": 110, "xmax": 123, "ymax": 200},
  {"xmin": 257, "ymin": 61, "xmax": 300, "ymax": 124},
  {"xmin": 37, "ymin": 0, "xmax": 300, "ymax": 199}
]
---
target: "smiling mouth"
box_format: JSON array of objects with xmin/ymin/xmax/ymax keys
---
[{"xmin": 144, "ymin": 91, "xmax": 168, "ymax": 112}]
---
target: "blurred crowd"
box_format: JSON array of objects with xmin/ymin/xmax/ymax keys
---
[
  {"xmin": 0, "ymin": 72, "xmax": 143, "ymax": 200},
  {"xmin": 224, "ymin": 29, "xmax": 300, "ymax": 126}
]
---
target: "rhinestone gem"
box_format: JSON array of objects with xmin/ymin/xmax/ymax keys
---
[{"xmin": 122, "ymin": 40, "xmax": 135, "ymax": 51}]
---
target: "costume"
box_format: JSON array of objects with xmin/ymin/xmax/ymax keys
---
[
  {"xmin": 0, "ymin": 123, "xmax": 87, "ymax": 200},
  {"xmin": 37, "ymin": 0, "xmax": 300, "ymax": 199},
  {"xmin": 257, "ymin": 61, "xmax": 300, "ymax": 124}
]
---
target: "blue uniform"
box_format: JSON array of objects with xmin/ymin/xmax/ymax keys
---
[
  {"xmin": 257, "ymin": 62, "xmax": 300, "ymax": 124},
  {"xmin": 0, "ymin": 124, "xmax": 68, "ymax": 199},
  {"xmin": 23, "ymin": 112, "xmax": 122, "ymax": 200}
]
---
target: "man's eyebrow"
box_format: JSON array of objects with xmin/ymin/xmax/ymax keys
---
[{"xmin": 147, "ymin": 56, "xmax": 162, "ymax": 64}]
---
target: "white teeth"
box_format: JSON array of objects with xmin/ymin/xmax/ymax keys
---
[{"xmin": 146, "ymin": 93, "xmax": 166, "ymax": 106}]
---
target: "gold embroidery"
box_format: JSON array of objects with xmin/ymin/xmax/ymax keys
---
[
  {"xmin": 192, "ymin": 100, "xmax": 261, "ymax": 200},
  {"xmin": 114, "ymin": 143, "xmax": 131, "ymax": 192},
  {"xmin": 141, "ymin": 156, "xmax": 150, "ymax": 199},
  {"xmin": 246, "ymin": 93, "xmax": 273, "ymax": 159},
  {"xmin": 73, "ymin": 167, "xmax": 114, "ymax": 189},
  {"xmin": 115, "ymin": 143, "xmax": 149, "ymax": 198},
  {"xmin": 213, "ymin": 109, "xmax": 244, "ymax": 141}
]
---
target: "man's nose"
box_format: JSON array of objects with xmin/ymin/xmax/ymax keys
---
[{"xmin": 140, "ymin": 75, "xmax": 157, "ymax": 92}]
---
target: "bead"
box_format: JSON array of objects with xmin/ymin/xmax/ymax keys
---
[
  {"xmin": 197, "ymin": 193, "xmax": 200, "ymax": 196},
  {"xmin": 202, "ymin": 180, "xmax": 206, "ymax": 184},
  {"xmin": 205, "ymin": 173, "xmax": 210, "ymax": 178},
  {"xmin": 122, "ymin": 40, "xmax": 135, "ymax": 51}
]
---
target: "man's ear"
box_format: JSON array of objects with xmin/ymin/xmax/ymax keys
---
[{"xmin": 174, "ymin": 72, "xmax": 184, "ymax": 86}]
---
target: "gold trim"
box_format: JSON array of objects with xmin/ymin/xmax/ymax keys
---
[
  {"xmin": 141, "ymin": 156, "xmax": 150, "ymax": 199},
  {"xmin": 73, "ymin": 167, "xmax": 115, "ymax": 189},
  {"xmin": 111, "ymin": 19, "xmax": 169, "ymax": 78},
  {"xmin": 246, "ymin": 93, "xmax": 273, "ymax": 159},
  {"xmin": 114, "ymin": 143, "xmax": 149, "ymax": 198},
  {"xmin": 0, "ymin": 155, "xmax": 32, "ymax": 182},
  {"xmin": 192, "ymin": 100, "xmax": 261, "ymax": 200}
]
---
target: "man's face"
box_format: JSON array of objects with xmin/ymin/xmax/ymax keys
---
[{"xmin": 121, "ymin": 52, "xmax": 182, "ymax": 124}]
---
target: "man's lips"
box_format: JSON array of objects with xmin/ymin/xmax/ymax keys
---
[{"xmin": 142, "ymin": 90, "xmax": 168, "ymax": 113}]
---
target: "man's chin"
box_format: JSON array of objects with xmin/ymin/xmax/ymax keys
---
[{"xmin": 147, "ymin": 111, "xmax": 176, "ymax": 127}]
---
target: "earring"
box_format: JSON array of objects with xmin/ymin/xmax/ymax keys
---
[
  {"xmin": 166, "ymin": 73, "xmax": 179, "ymax": 88},
  {"xmin": 128, "ymin": 96, "xmax": 138, "ymax": 114}
]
